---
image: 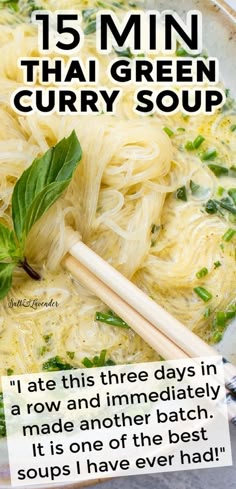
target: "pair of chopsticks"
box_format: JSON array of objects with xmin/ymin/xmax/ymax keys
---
[{"xmin": 63, "ymin": 239, "xmax": 236, "ymax": 425}]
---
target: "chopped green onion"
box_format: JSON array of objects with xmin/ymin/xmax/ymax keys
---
[
  {"xmin": 215, "ymin": 312, "xmax": 226, "ymax": 328},
  {"xmin": 221, "ymin": 196, "xmax": 233, "ymax": 205},
  {"xmin": 82, "ymin": 357, "xmax": 94, "ymax": 368},
  {"xmin": 177, "ymin": 127, "xmax": 185, "ymax": 132},
  {"xmin": 205, "ymin": 200, "xmax": 218, "ymax": 214},
  {"xmin": 204, "ymin": 307, "xmax": 211, "ymax": 318},
  {"xmin": 217, "ymin": 186, "xmax": 225, "ymax": 197},
  {"xmin": 176, "ymin": 186, "xmax": 187, "ymax": 201},
  {"xmin": 215, "ymin": 310, "xmax": 236, "ymax": 329},
  {"xmin": 193, "ymin": 135, "xmax": 205, "ymax": 149},
  {"xmin": 207, "ymin": 164, "xmax": 229, "ymax": 177},
  {"xmin": 194, "ymin": 287, "xmax": 212, "ymax": 302},
  {"xmin": 196, "ymin": 267, "xmax": 208, "ymax": 279},
  {"xmin": 214, "ymin": 261, "xmax": 222, "ymax": 268},
  {"xmin": 201, "ymin": 149, "xmax": 218, "ymax": 161},
  {"xmin": 230, "ymin": 124, "xmax": 236, "ymax": 132},
  {"xmin": 82, "ymin": 350, "xmax": 116, "ymax": 368},
  {"xmin": 95, "ymin": 311, "xmax": 129, "ymax": 328},
  {"xmin": 218, "ymin": 200, "xmax": 236, "ymax": 215},
  {"xmin": 212, "ymin": 331, "xmax": 223, "ymax": 343},
  {"xmin": 163, "ymin": 126, "xmax": 174, "ymax": 137},
  {"xmin": 228, "ymin": 188, "xmax": 236, "ymax": 204},
  {"xmin": 185, "ymin": 135, "xmax": 205, "ymax": 151},
  {"xmin": 185, "ymin": 141, "xmax": 194, "ymax": 151},
  {"xmin": 222, "ymin": 228, "xmax": 236, "ymax": 242}
]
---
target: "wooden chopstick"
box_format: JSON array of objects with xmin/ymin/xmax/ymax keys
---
[
  {"xmin": 67, "ymin": 240, "xmax": 236, "ymax": 395},
  {"xmin": 64, "ymin": 254, "xmax": 187, "ymax": 360},
  {"xmin": 63, "ymin": 252, "xmax": 236, "ymax": 426}
]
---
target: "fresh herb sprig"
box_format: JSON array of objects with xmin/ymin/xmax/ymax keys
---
[{"xmin": 0, "ymin": 131, "xmax": 82, "ymax": 300}]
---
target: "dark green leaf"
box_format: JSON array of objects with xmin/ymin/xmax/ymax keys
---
[
  {"xmin": 0, "ymin": 262, "xmax": 15, "ymax": 300},
  {"xmin": 0, "ymin": 223, "xmax": 17, "ymax": 261},
  {"xmin": 12, "ymin": 131, "xmax": 82, "ymax": 244}
]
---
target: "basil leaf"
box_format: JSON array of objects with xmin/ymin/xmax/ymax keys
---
[
  {"xmin": 0, "ymin": 262, "xmax": 15, "ymax": 300},
  {"xmin": 12, "ymin": 131, "xmax": 82, "ymax": 244},
  {"xmin": 0, "ymin": 223, "xmax": 17, "ymax": 261}
]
